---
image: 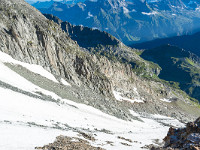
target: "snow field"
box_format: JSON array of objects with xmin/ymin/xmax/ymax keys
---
[{"xmin": 0, "ymin": 51, "xmax": 185, "ymax": 150}]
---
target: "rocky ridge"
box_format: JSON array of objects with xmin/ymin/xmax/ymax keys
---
[{"xmin": 44, "ymin": 14, "xmax": 161, "ymax": 77}]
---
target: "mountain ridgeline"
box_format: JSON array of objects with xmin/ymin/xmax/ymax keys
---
[
  {"xmin": 44, "ymin": 14, "xmax": 200, "ymax": 102},
  {"xmin": 131, "ymin": 26, "xmax": 200, "ymax": 101},
  {"xmin": 44, "ymin": 14, "xmax": 161, "ymax": 77},
  {"xmin": 132, "ymin": 31, "xmax": 200, "ymax": 57},
  {"xmin": 44, "ymin": 14, "xmax": 120, "ymax": 48},
  {"xmin": 35, "ymin": 0, "xmax": 200, "ymax": 44},
  {"xmin": 32, "ymin": 0, "xmax": 85, "ymax": 9}
]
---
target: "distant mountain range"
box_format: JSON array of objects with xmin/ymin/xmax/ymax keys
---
[
  {"xmin": 132, "ymin": 31, "xmax": 200, "ymax": 57},
  {"xmin": 30, "ymin": 0, "xmax": 200, "ymax": 44},
  {"xmin": 28, "ymin": 0, "xmax": 85, "ymax": 8},
  {"xmin": 25, "ymin": 0, "xmax": 36, "ymax": 4}
]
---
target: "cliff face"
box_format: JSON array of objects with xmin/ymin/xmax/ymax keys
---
[
  {"xmin": 0, "ymin": 0, "xmax": 113, "ymax": 97},
  {"xmin": 45, "ymin": 14, "xmax": 161, "ymax": 77}
]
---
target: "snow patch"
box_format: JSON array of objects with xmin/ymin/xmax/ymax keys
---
[
  {"xmin": 0, "ymin": 51, "xmax": 58, "ymax": 83},
  {"xmin": 86, "ymin": 12, "xmax": 93, "ymax": 19},
  {"xmin": 92, "ymin": 27, "xmax": 99, "ymax": 30},
  {"xmin": 150, "ymin": 114, "xmax": 185, "ymax": 127},
  {"xmin": 54, "ymin": 7, "xmax": 63, "ymax": 12},
  {"xmin": 113, "ymin": 90, "xmax": 143, "ymax": 103},
  {"xmin": 0, "ymin": 123, "xmax": 77, "ymax": 150},
  {"xmin": 60, "ymin": 78, "xmax": 71, "ymax": 87},
  {"xmin": 133, "ymin": 87, "xmax": 139, "ymax": 95},
  {"xmin": 147, "ymin": 0, "xmax": 161, "ymax": 3},
  {"xmin": 0, "ymin": 60, "xmax": 60, "ymax": 100},
  {"xmin": 123, "ymin": 7, "xmax": 130, "ymax": 14},
  {"xmin": 196, "ymin": 7, "xmax": 200, "ymax": 11},
  {"xmin": 130, "ymin": 111, "xmax": 185, "ymax": 128},
  {"xmin": 160, "ymin": 98, "xmax": 171, "ymax": 103},
  {"xmin": 123, "ymin": 7, "xmax": 137, "ymax": 14},
  {"xmin": 142, "ymin": 11, "xmax": 158, "ymax": 15},
  {"xmin": 131, "ymin": 9, "xmax": 137, "ymax": 12},
  {"xmin": 0, "ymin": 86, "xmax": 184, "ymax": 150},
  {"xmin": 0, "ymin": 52, "xmax": 186, "ymax": 150}
]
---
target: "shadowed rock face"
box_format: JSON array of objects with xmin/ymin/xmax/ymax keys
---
[
  {"xmin": 44, "ymin": 14, "xmax": 161, "ymax": 77},
  {"xmin": 141, "ymin": 45, "xmax": 200, "ymax": 101},
  {"xmin": 44, "ymin": 14, "xmax": 120, "ymax": 48},
  {"xmin": 131, "ymin": 31, "xmax": 200, "ymax": 57}
]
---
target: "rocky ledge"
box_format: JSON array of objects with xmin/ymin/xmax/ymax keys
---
[{"xmin": 152, "ymin": 117, "xmax": 200, "ymax": 150}]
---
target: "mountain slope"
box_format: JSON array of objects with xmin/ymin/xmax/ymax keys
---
[
  {"xmin": 0, "ymin": 0, "xmax": 200, "ymax": 149},
  {"xmin": 44, "ymin": 14, "xmax": 161, "ymax": 78},
  {"xmin": 0, "ymin": 55, "xmax": 185, "ymax": 150},
  {"xmin": 37, "ymin": 0, "xmax": 200, "ymax": 44},
  {"xmin": 141, "ymin": 45, "xmax": 200, "ymax": 101},
  {"xmin": 132, "ymin": 31, "xmax": 200, "ymax": 57}
]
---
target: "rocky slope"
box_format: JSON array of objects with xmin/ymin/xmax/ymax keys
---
[
  {"xmin": 36, "ymin": 0, "xmax": 200, "ymax": 44},
  {"xmin": 152, "ymin": 117, "xmax": 200, "ymax": 150},
  {"xmin": 0, "ymin": 0, "xmax": 200, "ymax": 149},
  {"xmin": 44, "ymin": 14, "xmax": 161, "ymax": 77}
]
